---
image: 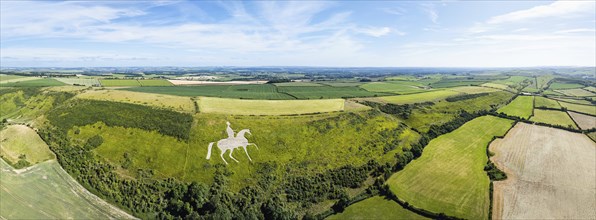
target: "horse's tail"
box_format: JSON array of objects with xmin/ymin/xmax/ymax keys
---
[{"xmin": 206, "ymin": 142, "xmax": 214, "ymax": 160}]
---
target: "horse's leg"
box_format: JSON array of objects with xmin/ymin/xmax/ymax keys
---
[
  {"xmin": 229, "ymin": 148, "xmax": 239, "ymax": 163},
  {"xmin": 242, "ymin": 146, "xmax": 253, "ymax": 161},
  {"xmin": 220, "ymin": 149, "xmax": 228, "ymax": 165},
  {"xmin": 248, "ymin": 143, "xmax": 259, "ymax": 149}
]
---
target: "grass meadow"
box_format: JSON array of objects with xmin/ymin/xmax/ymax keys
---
[
  {"xmin": 99, "ymin": 79, "xmax": 142, "ymax": 87},
  {"xmin": 0, "ymin": 125, "xmax": 54, "ymax": 165},
  {"xmin": 198, "ymin": 97, "xmax": 344, "ymax": 115},
  {"xmin": 359, "ymin": 81, "xmax": 428, "ymax": 94},
  {"xmin": 76, "ymin": 89, "xmax": 195, "ymax": 113},
  {"xmin": 534, "ymin": 97, "xmax": 561, "ymax": 109},
  {"xmin": 327, "ymin": 196, "xmax": 427, "ymax": 220},
  {"xmin": 125, "ymin": 84, "xmax": 295, "ymax": 99},
  {"xmin": 379, "ymin": 90, "xmax": 460, "ymax": 104},
  {"xmin": 0, "ymin": 78, "xmax": 66, "ymax": 87},
  {"xmin": 497, "ymin": 95, "xmax": 534, "ymax": 119},
  {"xmin": 548, "ymin": 82, "xmax": 585, "ymax": 90},
  {"xmin": 559, "ymin": 102, "xmax": 596, "ymax": 115},
  {"xmin": 529, "ymin": 109, "xmax": 578, "ymax": 128},
  {"xmin": 387, "ymin": 116, "xmax": 514, "ymax": 219},
  {"xmin": 278, "ymin": 85, "xmax": 388, "ymax": 99}
]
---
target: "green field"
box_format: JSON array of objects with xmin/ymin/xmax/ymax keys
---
[
  {"xmin": 447, "ymin": 86, "xmax": 500, "ymax": 94},
  {"xmin": 379, "ymin": 90, "xmax": 460, "ymax": 104},
  {"xmin": 0, "ymin": 78, "xmax": 66, "ymax": 87},
  {"xmin": 274, "ymin": 82, "xmax": 323, "ymax": 87},
  {"xmin": 491, "ymin": 76, "xmax": 530, "ymax": 86},
  {"xmin": 559, "ymin": 102, "xmax": 596, "ymax": 115},
  {"xmin": 55, "ymin": 78, "xmax": 100, "ymax": 86},
  {"xmin": 0, "ymin": 159, "xmax": 134, "ymax": 219},
  {"xmin": 0, "ymin": 74, "xmax": 26, "ymax": 81},
  {"xmin": 327, "ymin": 196, "xmax": 426, "ymax": 220},
  {"xmin": 0, "ymin": 88, "xmax": 73, "ymax": 124},
  {"xmin": 553, "ymin": 97, "xmax": 592, "ymax": 105},
  {"xmin": 405, "ymin": 91, "xmax": 513, "ymax": 132},
  {"xmin": 76, "ymin": 89, "xmax": 195, "ymax": 112},
  {"xmin": 548, "ymin": 82, "xmax": 585, "ymax": 90},
  {"xmin": 534, "ymin": 96, "xmax": 561, "ymax": 109},
  {"xmin": 0, "ymin": 125, "xmax": 54, "ymax": 167},
  {"xmin": 387, "ymin": 116, "xmax": 514, "ymax": 220},
  {"xmin": 137, "ymin": 79, "xmax": 173, "ymax": 86},
  {"xmin": 100, "ymin": 79, "xmax": 142, "ymax": 87},
  {"xmin": 198, "ymin": 97, "xmax": 344, "ymax": 115},
  {"xmin": 584, "ymin": 86, "xmax": 596, "ymax": 92},
  {"xmin": 359, "ymin": 81, "xmax": 428, "ymax": 94},
  {"xmin": 319, "ymin": 82, "xmax": 366, "ymax": 87},
  {"xmin": 125, "ymin": 84, "xmax": 294, "ymax": 99},
  {"xmin": 278, "ymin": 86, "xmax": 387, "ymax": 99},
  {"xmin": 537, "ymin": 75, "xmax": 555, "ymax": 88},
  {"xmin": 430, "ymin": 79, "xmax": 488, "ymax": 88},
  {"xmin": 497, "ymin": 95, "xmax": 534, "ymax": 119},
  {"xmin": 530, "ymin": 109, "xmax": 577, "ymax": 128},
  {"xmin": 481, "ymin": 82, "xmax": 511, "ymax": 91},
  {"xmin": 555, "ymin": 88, "xmax": 594, "ymax": 97}
]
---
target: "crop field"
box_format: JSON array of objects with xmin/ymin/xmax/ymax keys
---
[
  {"xmin": 529, "ymin": 109, "xmax": 577, "ymax": 128},
  {"xmin": 319, "ymin": 82, "xmax": 365, "ymax": 87},
  {"xmin": 555, "ymin": 88, "xmax": 594, "ymax": 97},
  {"xmin": 278, "ymin": 86, "xmax": 387, "ymax": 99},
  {"xmin": 125, "ymin": 84, "xmax": 294, "ymax": 99},
  {"xmin": 99, "ymin": 79, "xmax": 141, "ymax": 87},
  {"xmin": 198, "ymin": 97, "xmax": 344, "ymax": 115},
  {"xmin": 534, "ymin": 96, "xmax": 560, "ymax": 109},
  {"xmin": 0, "ymin": 76, "xmax": 39, "ymax": 84},
  {"xmin": 405, "ymin": 91, "xmax": 513, "ymax": 132},
  {"xmin": 490, "ymin": 76, "xmax": 530, "ymax": 86},
  {"xmin": 568, "ymin": 111, "xmax": 595, "ymax": 130},
  {"xmin": 137, "ymin": 79, "xmax": 173, "ymax": 86},
  {"xmin": 0, "ymin": 159, "xmax": 135, "ymax": 219},
  {"xmin": 327, "ymin": 196, "xmax": 426, "ymax": 220},
  {"xmin": 0, "ymin": 78, "xmax": 66, "ymax": 87},
  {"xmin": 387, "ymin": 116, "xmax": 514, "ymax": 219},
  {"xmin": 55, "ymin": 78, "xmax": 100, "ymax": 86},
  {"xmin": 76, "ymin": 89, "xmax": 195, "ymax": 112},
  {"xmin": 490, "ymin": 123, "xmax": 595, "ymax": 219},
  {"xmin": 359, "ymin": 81, "xmax": 428, "ymax": 94},
  {"xmin": 584, "ymin": 86, "xmax": 596, "ymax": 92},
  {"xmin": 447, "ymin": 86, "xmax": 500, "ymax": 94},
  {"xmin": 554, "ymin": 97, "xmax": 592, "ymax": 105},
  {"xmin": 559, "ymin": 102, "xmax": 596, "ymax": 115},
  {"xmin": 480, "ymin": 82, "xmax": 510, "ymax": 90},
  {"xmin": 548, "ymin": 82, "xmax": 585, "ymax": 90},
  {"xmin": 537, "ymin": 75, "xmax": 555, "ymax": 88},
  {"xmin": 430, "ymin": 79, "xmax": 488, "ymax": 88},
  {"xmin": 496, "ymin": 96, "xmax": 533, "ymax": 119},
  {"xmin": 274, "ymin": 82, "xmax": 323, "ymax": 87},
  {"xmin": 378, "ymin": 90, "xmax": 460, "ymax": 104},
  {"xmin": 0, "ymin": 74, "xmax": 26, "ymax": 81},
  {"xmin": 0, "ymin": 125, "xmax": 54, "ymax": 166}
]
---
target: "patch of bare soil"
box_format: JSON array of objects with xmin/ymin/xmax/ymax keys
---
[
  {"xmin": 568, "ymin": 111, "xmax": 596, "ymax": 130},
  {"xmin": 489, "ymin": 123, "xmax": 595, "ymax": 219}
]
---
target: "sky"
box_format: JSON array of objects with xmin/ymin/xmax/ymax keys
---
[{"xmin": 1, "ymin": 1, "xmax": 595, "ymax": 67}]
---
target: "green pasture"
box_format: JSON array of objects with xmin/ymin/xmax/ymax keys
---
[
  {"xmin": 359, "ymin": 81, "xmax": 428, "ymax": 94},
  {"xmin": 530, "ymin": 109, "xmax": 577, "ymax": 128},
  {"xmin": 198, "ymin": 97, "xmax": 344, "ymax": 115},
  {"xmin": 497, "ymin": 95, "xmax": 534, "ymax": 119},
  {"xmin": 137, "ymin": 79, "xmax": 173, "ymax": 86},
  {"xmin": 555, "ymin": 88, "xmax": 594, "ymax": 97},
  {"xmin": 278, "ymin": 86, "xmax": 387, "ymax": 99},
  {"xmin": 0, "ymin": 125, "xmax": 54, "ymax": 166},
  {"xmin": 387, "ymin": 116, "xmax": 514, "ymax": 220},
  {"xmin": 548, "ymin": 82, "xmax": 584, "ymax": 90},
  {"xmin": 553, "ymin": 97, "xmax": 592, "ymax": 105},
  {"xmin": 327, "ymin": 196, "xmax": 427, "ymax": 220},
  {"xmin": 379, "ymin": 90, "xmax": 460, "ymax": 104},
  {"xmin": 0, "ymin": 78, "xmax": 66, "ymax": 87},
  {"xmin": 559, "ymin": 102, "xmax": 596, "ymax": 115},
  {"xmin": 55, "ymin": 78, "xmax": 100, "ymax": 86},
  {"xmin": 447, "ymin": 86, "xmax": 500, "ymax": 94},
  {"xmin": 534, "ymin": 96, "xmax": 560, "ymax": 109},
  {"xmin": 274, "ymin": 82, "xmax": 323, "ymax": 87},
  {"xmin": 125, "ymin": 84, "xmax": 294, "ymax": 99}
]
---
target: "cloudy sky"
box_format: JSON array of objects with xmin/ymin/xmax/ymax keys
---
[{"xmin": 1, "ymin": 1, "xmax": 595, "ymax": 67}]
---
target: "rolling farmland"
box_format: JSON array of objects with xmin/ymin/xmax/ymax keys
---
[
  {"xmin": 447, "ymin": 86, "xmax": 500, "ymax": 94},
  {"xmin": 327, "ymin": 196, "xmax": 427, "ymax": 220},
  {"xmin": 490, "ymin": 123, "xmax": 595, "ymax": 219},
  {"xmin": 379, "ymin": 90, "xmax": 460, "ymax": 104},
  {"xmin": 497, "ymin": 95, "xmax": 534, "ymax": 119},
  {"xmin": 554, "ymin": 88, "xmax": 594, "ymax": 97},
  {"xmin": 99, "ymin": 79, "xmax": 141, "ymax": 87},
  {"xmin": 55, "ymin": 78, "xmax": 100, "ymax": 86},
  {"xmin": 0, "ymin": 125, "xmax": 54, "ymax": 166},
  {"xmin": 548, "ymin": 82, "xmax": 585, "ymax": 90},
  {"xmin": 529, "ymin": 109, "xmax": 577, "ymax": 128},
  {"xmin": 534, "ymin": 96, "xmax": 560, "ymax": 109},
  {"xmin": 387, "ymin": 116, "xmax": 514, "ymax": 219},
  {"xmin": 278, "ymin": 86, "xmax": 387, "ymax": 99},
  {"xmin": 559, "ymin": 102, "xmax": 596, "ymax": 115},
  {"xmin": 137, "ymin": 79, "xmax": 173, "ymax": 86},
  {"xmin": 198, "ymin": 97, "xmax": 344, "ymax": 115},
  {"xmin": 359, "ymin": 81, "xmax": 428, "ymax": 94},
  {"xmin": 125, "ymin": 84, "xmax": 294, "ymax": 99},
  {"xmin": 0, "ymin": 159, "xmax": 135, "ymax": 219},
  {"xmin": 76, "ymin": 89, "xmax": 195, "ymax": 113},
  {"xmin": 0, "ymin": 78, "xmax": 66, "ymax": 87}
]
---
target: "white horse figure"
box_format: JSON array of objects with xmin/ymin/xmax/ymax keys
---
[{"xmin": 206, "ymin": 129, "xmax": 258, "ymax": 165}]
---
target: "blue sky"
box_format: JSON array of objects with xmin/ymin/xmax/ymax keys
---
[{"xmin": 1, "ymin": 1, "xmax": 594, "ymax": 67}]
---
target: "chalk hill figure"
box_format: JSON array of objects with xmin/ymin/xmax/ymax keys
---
[{"xmin": 206, "ymin": 122, "xmax": 258, "ymax": 165}]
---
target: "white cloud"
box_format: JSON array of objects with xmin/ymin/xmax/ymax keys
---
[
  {"xmin": 421, "ymin": 3, "xmax": 439, "ymax": 24},
  {"xmin": 487, "ymin": 1, "xmax": 595, "ymax": 24},
  {"xmin": 356, "ymin": 27, "xmax": 392, "ymax": 37}
]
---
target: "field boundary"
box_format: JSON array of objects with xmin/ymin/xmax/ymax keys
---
[{"xmin": 484, "ymin": 121, "xmax": 517, "ymax": 220}]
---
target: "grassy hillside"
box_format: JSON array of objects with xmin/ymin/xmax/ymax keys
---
[
  {"xmin": 497, "ymin": 95, "xmax": 533, "ymax": 119},
  {"xmin": 198, "ymin": 97, "xmax": 345, "ymax": 115},
  {"xmin": 0, "ymin": 159, "xmax": 134, "ymax": 219},
  {"xmin": 379, "ymin": 90, "xmax": 460, "ymax": 104},
  {"xmin": 359, "ymin": 81, "xmax": 428, "ymax": 94},
  {"xmin": 0, "ymin": 78, "xmax": 66, "ymax": 87},
  {"xmin": 534, "ymin": 96, "xmax": 560, "ymax": 109},
  {"xmin": 0, "ymin": 88, "xmax": 74, "ymax": 124},
  {"xmin": 76, "ymin": 89, "xmax": 195, "ymax": 113},
  {"xmin": 327, "ymin": 196, "xmax": 427, "ymax": 220},
  {"xmin": 0, "ymin": 125, "xmax": 54, "ymax": 168},
  {"xmin": 125, "ymin": 84, "xmax": 294, "ymax": 99},
  {"xmin": 278, "ymin": 86, "xmax": 387, "ymax": 99},
  {"xmin": 387, "ymin": 116, "xmax": 513, "ymax": 220},
  {"xmin": 100, "ymin": 79, "xmax": 141, "ymax": 87}
]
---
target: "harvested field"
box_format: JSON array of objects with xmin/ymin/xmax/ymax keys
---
[
  {"xmin": 497, "ymin": 96, "xmax": 534, "ymax": 119},
  {"xmin": 0, "ymin": 159, "xmax": 135, "ymax": 219},
  {"xmin": 0, "ymin": 125, "xmax": 55, "ymax": 165},
  {"xmin": 481, "ymin": 83, "xmax": 511, "ymax": 91},
  {"xmin": 327, "ymin": 196, "xmax": 427, "ymax": 220},
  {"xmin": 76, "ymin": 89, "xmax": 194, "ymax": 112},
  {"xmin": 490, "ymin": 123, "xmax": 596, "ymax": 219},
  {"xmin": 198, "ymin": 97, "xmax": 344, "ymax": 115},
  {"xmin": 168, "ymin": 80, "xmax": 266, "ymax": 85},
  {"xmin": 387, "ymin": 116, "xmax": 514, "ymax": 219},
  {"xmin": 529, "ymin": 109, "xmax": 577, "ymax": 128},
  {"xmin": 555, "ymin": 88, "xmax": 594, "ymax": 97},
  {"xmin": 378, "ymin": 90, "xmax": 460, "ymax": 104},
  {"xmin": 568, "ymin": 111, "xmax": 596, "ymax": 130},
  {"xmin": 137, "ymin": 79, "xmax": 173, "ymax": 86},
  {"xmin": 447, "ymin": 86, "xmax": 500, "ymax": 94}
]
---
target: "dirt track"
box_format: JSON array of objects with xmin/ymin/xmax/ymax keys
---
[{"xmin": 490, "ymin": 123, "xmax": 595, "ymax": 219}]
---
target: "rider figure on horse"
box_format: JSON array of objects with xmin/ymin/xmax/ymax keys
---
[{"xmin": 226, "ymin": 121, "xmax": 235, "ymax": 139}]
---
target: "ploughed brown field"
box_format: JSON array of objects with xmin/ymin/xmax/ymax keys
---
[{"xmin": 489, "ymin": 123, "xmax": 596, "ymax": 219}]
